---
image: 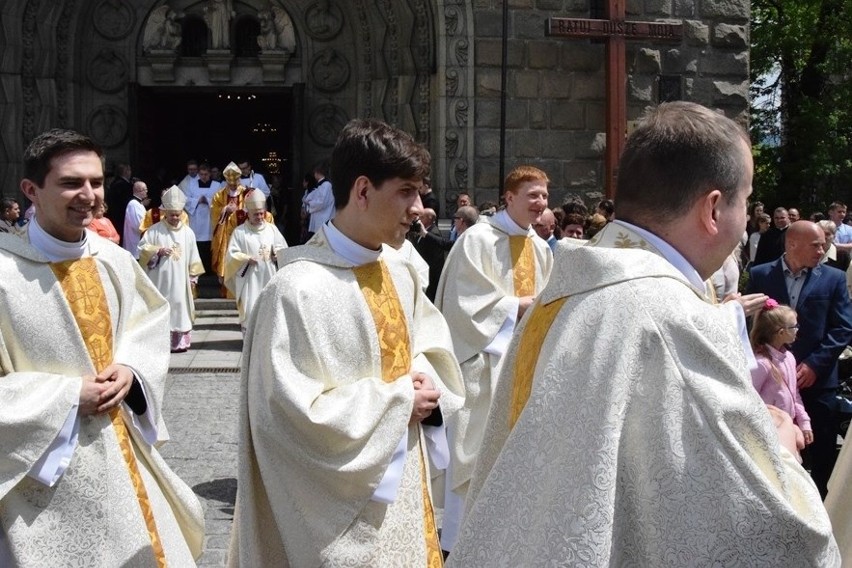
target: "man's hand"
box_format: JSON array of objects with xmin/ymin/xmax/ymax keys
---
[
  {"xmin": 796, "ymin": 362, "xmax": 817, "ymax": 389},
  {"xmin": 158, "ymin": 247, "xmax": 173, "ymax": 257},
  {"xmin": 78, "ymin": 375, "xmax": 104, "ymax": 416},
  {"xmin": 410, "ymin": 372, "xmax": 440, "ymax": 424},
  {"xmin": 766, "ymin": 405, "xmax": 804, "ymax": 461},
  {"xmin": 723, "ymin": 292, "xmax": 769, "ymax": 317},
  {"xmin": 94, "ymin": 364, "xmax": 134, "ymax": 414},
  {"xmin": 517, "ymin": 296, "xmax": 535, "ymax": 319},
  {"xmin": 225, "ymin": 202, "xmax": 237, "ymax": 214}
]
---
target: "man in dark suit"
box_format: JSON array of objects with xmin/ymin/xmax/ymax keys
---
[
  {"xmin": 105, "ymin": 162, "xmax": 133, "ymax": 246},
  {"xmin": 752, "ymin": 206, "xmax": 790, "ymax": 266},
  {"xmin": 414, "ymin": 207, "xmax": 451, "ymax": 301},
  {"xmin": 747, "ymin": 220, "xmax": 852, "ymax": 497}
]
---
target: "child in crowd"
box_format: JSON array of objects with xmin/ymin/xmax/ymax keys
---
[{"xmin": 750, "ymin": 298, "xmax": 813, "ymax": 446}]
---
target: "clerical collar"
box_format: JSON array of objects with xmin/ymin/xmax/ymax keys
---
[
  {"xmin": 325, "ymin": 220, "xmax": 382, "ymax": 266},
  {"xmin": 491, "ymin": 209, "xmax": 529, "ymax": 236},
  {"xmin": 614, "ymin": 220, "xmax": 704, "ymax": 291},
  {"xmin": 28, "ymin": 216, "xmax": 92, "ymax": 262},
  {"xmin": 246, "ymin": 221, "xmax": 266, "ymax": 233}
]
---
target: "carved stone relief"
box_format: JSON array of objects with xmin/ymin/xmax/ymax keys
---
[
  {"xmin": 310, "ymin": 49, "xmax": 350, "ymax": 92},
  {"xmin": 87, "ymin": 105, "xmax": 128, "ymax": 147},
  {"xmin": 305, "ymin": 1, "xmax": 344, "ymax": 41},
  {"xmin": 440, "ymin": 1, "xmax": 474, "ymax": 191},
  {"xmin": 308, "ymin": 104, "xmax": 349, "ymax": 147},
  {"xmin": 93, "ymin": 0, "xmax": 137, "ymax": 41},
  {"xmin": 87, "ymin": 49, "xmax": 129, "ymax": 93}
]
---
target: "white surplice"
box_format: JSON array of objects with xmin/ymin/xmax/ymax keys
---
[
  {"xmin": 447, "ymin": 222, "xmax": 838, "ymax": 566},
  {"xmin": 185, "ymin": 181, "xmax": 222, "ymax": 242}
]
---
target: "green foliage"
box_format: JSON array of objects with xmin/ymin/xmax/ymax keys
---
[{"xmin": 750, "ymin": 0, "xmax": 852, "ymax": 213}]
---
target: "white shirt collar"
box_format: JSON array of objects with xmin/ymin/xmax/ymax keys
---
[
  {"xmin": 492, "ymin": 209, "xmax": 529, "ymax": 236},
  {"xmin": 614, "ymin": 220, "xmax": 705, "ymax": 290},
  {"xmin": 325, "ymin": 221, "xmax": 382, "ymax": 266},
  {"xmin": 28, "ymin": 216, "xmax": 93, "ymax": 262}
]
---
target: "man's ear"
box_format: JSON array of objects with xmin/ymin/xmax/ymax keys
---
[
  {"xmin": 699, "ymin": 189, "xmax": 723, "ymax": 236},
  {"xmin": 351, "ymin": 175, "xmax": 371, "ymax": 210},
  {"xmin": 20, "ymin": 179, "xmax": 38, "ymax": 205}
]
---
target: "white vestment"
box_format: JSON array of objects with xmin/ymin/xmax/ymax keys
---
[
  {"xmin": 138, "ymin": 221, "xmax": 204, "ymax": 333},
  {"xmin": 185, "ymin": 181, "xmax": 222, "ymax": 241},
  {"xmin": 224, "ymin": 221, "xmax": 288, "ymax": 325},
  {"xmin": 240, "ymin": 172, "xmax": 270, "ymax": 197},
  {"xmin": 434, "ymin": 211, "xmax": 552, "ymax": 548},
  {"xmin": 304, "ymin": 178, "xmax": 335, "ymax": 232},
  {"xmin": 123, "ymin": 198, "xmax": 146, "ymax": 259},
  {"xmin": 0, "ymin": 227, "xmax": 203, "ymax": 567},
  {"xmin": 228, "ymin": 225, "xmax": 464, "ymax": 567},
  {"xmin": 447, "ymin": 222, "xmax": 838, "ymax": 566},
  {"xmin": 396, "ymin": 238, "xmax": 430, "ymax": 293},
  {"xmin": 827, "ymin": 436, "xmax": 852, "ymax": 566}
]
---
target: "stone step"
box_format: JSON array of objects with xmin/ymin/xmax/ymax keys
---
[{"xmin": 194, "ymin": 297, "xmax": 237, "ymax": 312}]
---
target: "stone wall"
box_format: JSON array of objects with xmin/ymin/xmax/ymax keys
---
[{"xmin": 469, "ymin": 0, "xmax": 749, "ymax": 208}]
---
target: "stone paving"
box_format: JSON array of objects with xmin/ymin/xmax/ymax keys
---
[{"xmin": 159, "ymin": 299, "xmax": 242, "ymax": 567}]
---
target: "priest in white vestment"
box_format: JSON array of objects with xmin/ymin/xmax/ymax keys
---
[
  {"xmin": 184, "ymin": 163, "xmax": 221, "ymax": 272},
  {"xmin": 1, "ymin": 129, "xmax": 203, "ymax": 567},
  {"xmin": 448, "ymin": 102, "xmax": 838, "ymax": 566},
  {"xmin": 224, "ymin": 190, "xmax": 288, "ymax": 331},
  {"xmin": 228, "ymin": 119, "xmax": 464, "ymax": 567},
  {"xmin": 139, "ymin": 186, "xmax": 204, "ymax": 353},
  {"xmin": 434, "ymin": 165, "xmax": 553, "ymax": 551}
]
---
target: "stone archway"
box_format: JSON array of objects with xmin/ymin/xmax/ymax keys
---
[{"xmin": 12, "ymin": 0, "xmax": 475, "ymax": 212}]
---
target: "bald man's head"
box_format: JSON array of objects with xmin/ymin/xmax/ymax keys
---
[
  {"xmin": 534, "ymin": 207, "xmax": 556, "ymax": 240},
  {"xmin": 785, "ymin": 220, "xmax": 826, "ymax": 272}
]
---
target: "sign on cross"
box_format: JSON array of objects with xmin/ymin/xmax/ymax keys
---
[{"xmin": 547, "ymin": 1, "xmax": 682, "ymax": 198}]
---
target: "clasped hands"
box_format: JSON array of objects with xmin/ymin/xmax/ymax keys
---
[
  {"xmin": 79, "ymin": 364, "xmax": 134, "ymax": 416},
  {"xmin": 410, "ymin": 371, "xmax": 440, "ymax": 425}
]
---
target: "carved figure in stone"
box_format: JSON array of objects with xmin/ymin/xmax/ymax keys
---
[
  {"xmin": 94, "ymin": 0, "xmax": 136, "ymax": 40},
  {"xmin": 143, "ymin": 6, "xmax": 182, "ymax": 52},
  {"xmin": 204, "ymin": 0, "xmax": 234, "ymax": 50},
  {"xmin": 305, "ymin": 0, "xmax": 342, "ymax": 40},
  {"xmin": 257, "ymin": 5, "xmax": 296, "ymax": 53},
  {"xmin": 311, "ymin": 49, "xmax": 350, "ymax": 92},
  {"xmin": 272, "ymin": 6, "xmax": 296, "ymax": 52}
]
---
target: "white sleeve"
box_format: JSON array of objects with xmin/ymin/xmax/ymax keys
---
[
  {"xmin": 27, "ymin": 405, "xmax": 80, "ymax": 487},
  {"xmin": 483, "ymin": 297, "xmax": 519, "ymax": 357},
  {"xmin": 371, "ymin": 431, "xmax": 408, "ymax": 504}
]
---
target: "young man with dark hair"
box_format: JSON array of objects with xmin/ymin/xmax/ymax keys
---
[
  {"xmin": 0, "ymin": 128, "xmax": 202, "ymax": 566},
  {"xmin": 302, "ymin": 160, "xmax": 335, "ymax": 239},
  {"xmin": 229, "ymin": 118, "xmax": 464, "ymax": 567},
  {"xmin": 0, "ymin": 197, "xmax": 22, "ymax": 236}
]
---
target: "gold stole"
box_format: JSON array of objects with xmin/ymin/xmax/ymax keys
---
[
  {"xmin": 508, "ymin": 297, "xmax": 567, "ymax": 429},
  {"xmin": 50, "ymin": 258, "xmax": 167, "ymax": 568},
  {"xmin": 352, "ymin": 260, "xmax": 443, "ymax": 568},
  {"xmin": 509, "ymin": 235, "xmax": 535, "ymax": 296}
]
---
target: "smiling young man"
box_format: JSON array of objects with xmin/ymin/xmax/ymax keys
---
[
  {"xmin": 434, "ymin": 165, "xmax": 553, "ymax": 553},
  {"xmin": 229, "ymin": 119, "xmax": 464, "ymax": 567},
  {"xmin": 0, "ymin": 129, "xmax": 203, "ymax": 566}
]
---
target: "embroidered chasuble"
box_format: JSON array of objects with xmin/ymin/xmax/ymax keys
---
[
  {"xmin": 228, "ymin": 227, "xmax": 464, "ymax": 568},
  {"xmin": 508, "ymin": 235, "xmax": 535, "ymax": 297},
  {"xmin": 447, "ymin": 222, "xmax": 838, "ymax": 567},
  {"xmin": 353, "ymin": 260, "xmax": 443, "ymax": 568},
  {"xmin": 49, "ymin": 258, "xmax": 167, "ymax": 568}
]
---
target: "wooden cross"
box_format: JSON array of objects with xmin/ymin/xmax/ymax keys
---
[{"xmin": 547, "ymin": 1, "xmax": 682, "ymax": 199}]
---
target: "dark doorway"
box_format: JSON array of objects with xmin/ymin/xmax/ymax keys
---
[{"xmin": 132, "ymin": 87, "xmax": 295, "ymax": 192}]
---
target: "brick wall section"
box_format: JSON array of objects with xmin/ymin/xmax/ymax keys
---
[{"xmin": 470, "ymin": 0, "xmax": 749, "ymax": 207}]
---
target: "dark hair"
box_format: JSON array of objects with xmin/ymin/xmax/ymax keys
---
[
  {"xmin": 330, "ymin": 119, "xmax": 430, "ymax": 209},
  {"xmin": 617, "ymin": 102, "xmax": 750, "ymax": 224},
  {"xmin": 1, "ymin": 197, "xmax": 18, "ymax": 211},
  {"xmin": 562, "ymin": 212, "xmax": 586, "ymax": 230},
  {"xmin": 561, "ymin": 197, "xmax": 589, "ymax": 218},
  {"xmin": 313, "ymin": 161, "xmax": 329, "ymax": 177},
  {"xmin": 23, "ymin": 129, "xmax": 103, "ymax": 187},
  {"xmin": 596, "ymin": 199, "xmax": 615, "ymax": 217}
]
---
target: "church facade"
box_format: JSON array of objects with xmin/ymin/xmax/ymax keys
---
[{"xmin": 0, "ymin": 0, "xmax": 749, "ymax": 213}]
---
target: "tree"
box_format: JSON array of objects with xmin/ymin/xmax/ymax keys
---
[{"xmin": 750, "ymin": 0, "xmax": 852, "ymax": 212}]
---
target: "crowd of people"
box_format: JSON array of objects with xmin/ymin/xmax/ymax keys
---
[{"xmin": 3, "ymin": 101, "xmax": 852, "ymax": 566}]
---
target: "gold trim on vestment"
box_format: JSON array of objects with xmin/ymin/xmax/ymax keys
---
[
  {"xmin": 352, "ymin": 260, "xmax": 442, "ymax": 567},
  {"xmin": 50, "ymin": 258, "xmax": 167, "ymax": 568},
  {"xmin": 509, "ymin": 235, "xmax": 535, "ymax": 297},
  {"xmin": 509, "ymin": 297, "xmax": 568, "ymax": 429}
]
